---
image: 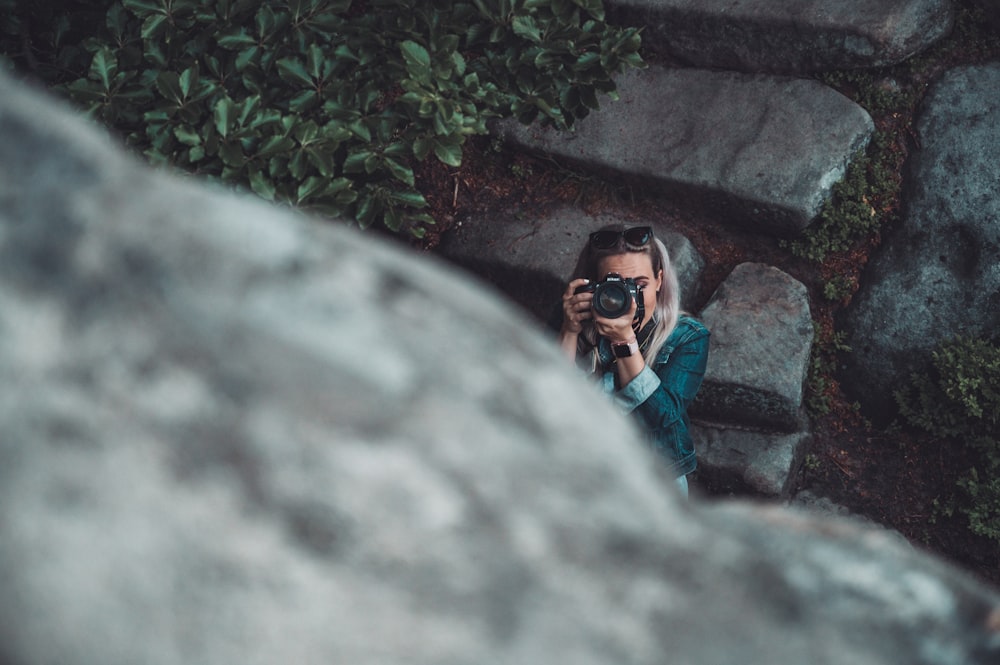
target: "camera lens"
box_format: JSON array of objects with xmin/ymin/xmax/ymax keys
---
[{"xmin": 592, "ymin": 281, "xmax": 632, "ymax": 318}]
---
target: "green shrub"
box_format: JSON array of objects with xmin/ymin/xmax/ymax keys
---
[
  {"xmin": 805, "ymin": 325, "xmax": 852, "ymax": 417},
  {"xmin": 1, "ymin": 0, "xmax": 642, "ymax": 237},
  {"xmin": 895, "ymin": 336, "xmax": 1000, "ymax": 542}
]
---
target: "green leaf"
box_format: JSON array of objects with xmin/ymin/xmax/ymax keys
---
[
  {"xmin": 179, "ymin": 66, "xmax": 198, "ymax": 98},
  {"xmin": 389, "ymin": 189, "xmax": 427, "ymax": 208},
  {"xmin": 433, "ymin": 139, "xmax": 463, "ymax": 166},
  {"xmin": 413, "ymin": 136, "xmax": 434, "ymax": 160},
  {"xmin": 324, "ymin": 177, "xmax": 353, "ymax": 197},
  {"xmin": 451, "ymin": 51, "xmax": 466, "ymax": 76},
  {"xmin": 344, "ymin": 150, "xmax": 373, "ymax": 174},
  {"xmin": 297, "ymin": 176, "xmax": 326, "ymax": 202},
  {"xmin": 288, "ymin": 150, "xmax": 309, "ymax": 180},
  {"xmin": 512, "ymin": 16, "xmax": 542, "ymax": 42},
  {"xmin": 155, "ymin": 71, "xmax": 183, "ymax": 105},
  {"xmin": 90, "ymin": 49, "xmax": 117, "ymax": 91},
  {"xmin": 289, "ymin": 89, "xmax": 319, "ymax": 113},
  {"xmin": 384, "ymin": 157, "xmax": 415, "ymax": 186},
  {"xmin": 238, "ymin": 95, "xmax": 262, "ymax": 126},
  {"xmin": 64, "ymin": 79, "xmax": 106, "ymax": 104},
  {"xmin": 249, "ymin": 170, "xmax": 277, "ymax": 200},
  {"xmin": 383, "ymin": 205, "xmax": 403, "ymax": 231},
  {"xmin": 306, "ymin": 43, "xmax": 325, "ymax": 81},
  {"xmin": 219, "ymin": 140, "xmax": 246, "ymax": 167},
  {"xmin": 400, "ymin": 40, "xmax": 431, "ymax": 69},
  {"xmin": 214, "ymin": 96, "xmax": 235, "ymax": 137},
  {"xmin": 141, "ymin": 13, "xmax": 169, "ymax": 40},
  {"xmin": 217, "ymin": 29, "xmax": 257, "ymax": 49},
  {"xmin": 294, "ymin": 120, "xmax": 320, "ymax": 145},
  {"xmin": 257, "ymin": 134, "xmax": 295, "ymax": 158},
  {"xmin": 355, "ymin": 192, "xmax": 381, "ymax": 229},
  {"xmin": 277, "ymin": 56, "xmax": 314, "ymax": 87},
  {"xmin": 123, "ymin": 0, "xmax": 167, "ymax": 16},
  {"xmin": 173, "ymin": 125, "xmax": 202, "ymax": 146},
  {"xmin": 348, "ymin": 119, "xmax": 371, "ymax": 142},
  {"xmin": 334, "ymin": 44, "xmax": 358, "ymax": 62},
  {"xmin": 305, "ymin": 147, "xmax": 336, "ymax": 176},
  {"xmin": 235, "ymin": 46, "xmax": 260, "ymax": 71}
]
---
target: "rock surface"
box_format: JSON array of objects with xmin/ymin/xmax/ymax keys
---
[
  {"xmin": 692, "ymin": 263, "xmax": 814, "ymax": 432},
  {"xmin": 494, "ymin": 65, "xmax": 874, "ymax": 237},
  {"xmin": 609, "ymin": 0, "xmax": 954, "ymax": 73},
  {"xmin": 842, "ymin": 63, "xmax": 1000, "ymax": 415},
  {"xmin": 693, "ymin": 423, "xmax": 810, "ymax": 497},
  {"xmin": 3, "ymin": 67, "xmax": 1000, "ymax": 665}
]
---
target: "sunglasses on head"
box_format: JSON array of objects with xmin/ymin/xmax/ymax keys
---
[{"xmin": 589, "ymin": 226, "xmax": 653, "ymax": 250}]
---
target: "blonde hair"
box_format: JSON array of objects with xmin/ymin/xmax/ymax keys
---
[{"xmin": 571, "ymin": 226, "xmax": 681, "ymax": 368}]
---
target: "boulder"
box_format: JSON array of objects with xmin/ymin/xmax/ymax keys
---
[
  {"xmin": 693, "ymin": 423, "xmax": 810, "ymax": 497},
  {"xmin": 494, "ymin": 65, "xmax": 874, "ymax": 237},
  {"xmin": 437, "ymin": 204, "xmax": 705, "ymax": 323},
  {"xmin": 608, "ymin": 0, "xmax": 954, "ymax": 74},
  {"xmin": 842, "ymin": 63, "xmax": 1000, "ymax": 416},
  {"xmin": 692, "ymin": 263, "xmax": 814, "ymax": 432},
  {"xmin": 2, "ymin": 70, "xmax": 1000, "ymax": 665}
]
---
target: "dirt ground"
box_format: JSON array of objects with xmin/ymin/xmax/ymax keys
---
[{"xmin": 406, "ymin": 7, "xmax": 1000, "ymax": 588}]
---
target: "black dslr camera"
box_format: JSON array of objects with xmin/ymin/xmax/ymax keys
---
[{"xmin": 575, "ymin": 273, "xmax": 644, "ymax": 320}]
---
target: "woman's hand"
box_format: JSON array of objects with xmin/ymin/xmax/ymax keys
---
[
  {"xmin": 592, "ymin": 298, "xmax": 637, "ymax": 344},
  {"xmin": 558, "ymin": 278, "xmax": 592, "ymax": 358},
  {"xmin": 560, "ymin": 278, "xmax": 593, "ymax": 335}
]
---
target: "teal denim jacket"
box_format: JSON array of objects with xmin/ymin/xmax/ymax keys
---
[{"xmin": 588, "ymin": 315, "xmax": 710, "ymax": 477}]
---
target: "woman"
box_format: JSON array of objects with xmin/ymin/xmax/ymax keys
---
[{"xmin": 558, "ymin": 225, "xmax": 710, "ymax": 497}]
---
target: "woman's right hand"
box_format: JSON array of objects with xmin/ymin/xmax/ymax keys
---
[{"xmin": 561, "ymin": 278, "xmax": 593, "ymax": 335}]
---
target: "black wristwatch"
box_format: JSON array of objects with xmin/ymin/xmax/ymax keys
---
[{"xmin": 612, "ymin": 338, "xmax": 639, "ymax": 358}]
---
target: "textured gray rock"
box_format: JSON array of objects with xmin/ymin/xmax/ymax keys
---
[
  {"xmin": 693, "ymin": 423, "xmax": 809, "ymax": 497},
  {"xmin": 494, "ymin": 65, "xmax": 874, "ymax": 237},
  {"xmin": 693, "ymin": 263, "xmax": 814, "ymax": 432},
  {"xmin": 4, "ymin": 67, "xmax": 1000, "ymax": 665},
  {"xmin": 608, "ymin": 0, "xmax": 954, "ymax": 74},
  {"xmin": 788, "ymin": 491, "xmax": 912, "ymax": 548},
  {"xmin": 438, "ymin": 204, "xmax": 704, "ymax": 322},
  {"xmin": 842, "ymin": 63, "xmax": 1000, "ymax": 415}
]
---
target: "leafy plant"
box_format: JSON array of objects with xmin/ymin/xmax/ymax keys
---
[
  {"xmin": 805, "ymin": 325, "xmax": 852, "ymax": 417},
  {"xmin": 896, "ymin": 336, "xmax": 1000, "ymax": 542},
  {"xmin": 1, "ymin": 0, "xmax": 643, "ymax": 237}
]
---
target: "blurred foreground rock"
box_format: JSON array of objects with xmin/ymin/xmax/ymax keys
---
[{"xmin": 2, "ymin": 73, "xmax": 999, "ymax": 665}]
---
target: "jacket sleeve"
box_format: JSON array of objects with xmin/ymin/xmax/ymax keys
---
[{"xmin": 611, "ymin": 331, "xmax": 710, "ymax": 430}]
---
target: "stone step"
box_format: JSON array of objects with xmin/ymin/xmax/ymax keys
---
[
  {"xmin": 693, "ymin": 423, "xmax": 809, "ymax": 497},
  {"xmin": 494, "ymin": 64, "xmax": 873, "ymax": 238},
  {"xmin": 608, "ymin": 0, "xmax": 953, "ymax": 74},
  {"xmin": 691, "ymin": 262, "xmax": 814, "ymax": 433}
]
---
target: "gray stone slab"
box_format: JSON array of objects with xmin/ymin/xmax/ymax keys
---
[
  {"xmin": 842, "ymin": 63, "xmax": 1000, "ymax": 415},
  {"xmin": 694, "ymin": 422, "xmax": 809, "ymax": 497},
  {"xmin": 494, "ymin": 65, "xmax": 873, "ymax": 237},
  {"xmin": 609, "ymin": 0, "xmax": 953, "ymax": 73},
  {"xmin": 692, "ymin": 263, "xmax": 813, "ymax": 432},
  {"xmin": 437, "ymin": 204, "xmax": 705, "ymax": 323}
]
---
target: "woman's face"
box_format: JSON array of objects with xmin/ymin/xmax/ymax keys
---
[{"xmin": 596, "ymin": 252, "xmax": 662, "ymax": 329}]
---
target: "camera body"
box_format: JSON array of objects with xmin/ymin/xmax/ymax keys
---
[{"xmin": 575, "ymin": 272, "xmax": 644, "ymax": 319}]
